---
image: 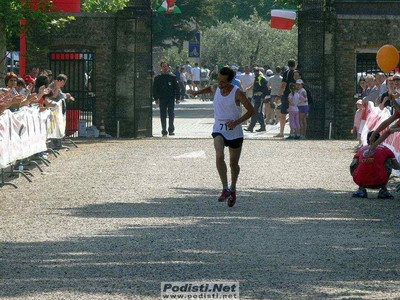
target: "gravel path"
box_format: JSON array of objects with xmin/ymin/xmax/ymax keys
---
[{"xmin": 1, "ymin": 138, "xmax": 400, "ymax": 300}]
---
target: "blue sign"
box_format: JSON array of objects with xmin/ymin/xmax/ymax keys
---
[
  {"xmin": 189, "ymin": 43, "xmax": 200, "ymax": 58},
  {"xmin": 195, "ymin": 32, "xmax": 201, "ymax": 44}
]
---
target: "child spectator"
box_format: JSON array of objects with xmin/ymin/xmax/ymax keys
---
[
  {"xmin": 287, "ymin": 81, "xmax": 307, "ymax": 139},
  {"xmin": 351, "ymin": 99, "xmax": 364, "ymax": 149}
]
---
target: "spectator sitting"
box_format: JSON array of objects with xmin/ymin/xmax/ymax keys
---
[
  {"xmin": 4, "ymin": 72, "xmax": 26, "ymax": 111},
  {"xmin": 351, "ymin": 131, "xmax": 400, "ymax": 199}
]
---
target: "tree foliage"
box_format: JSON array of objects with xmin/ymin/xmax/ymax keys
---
[
  {"xmin": 164, "ymin": 47, "xmax": 189, "ymax": 68},
  {"xmin": 152, "ymin": 0, "xmax": 298, "ymax": 48},
  {"xmin": 201, "ymin": 14, "xmax": 297, "ymax": 67},
  {"xmin": 0, "ymin": 0, "xmax": 73, "ymax": 52},
  {"xmin": 82, "ymin": 0, "xmax": 130, "ymax": 13},
  {"xmin": 213, "ymin": 0, "xmax": 297, "ymax": 23},
  {"xmin": 152, "ymin": 0, "xmax": 216, "ymax": 51}
]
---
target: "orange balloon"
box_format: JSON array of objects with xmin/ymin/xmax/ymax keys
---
[{"xmin": 376, "ymin": 45, "xmax": 399, "ymax": 73}]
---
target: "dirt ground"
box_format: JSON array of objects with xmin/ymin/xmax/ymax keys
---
[{"xmin": 1, "ymin": 138, "xmax": 399, "ymax": 300}]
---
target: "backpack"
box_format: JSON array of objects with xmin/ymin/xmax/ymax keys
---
[{"xmin": 305, "ymin": 88, "xmax": 313, "ymax": 105}]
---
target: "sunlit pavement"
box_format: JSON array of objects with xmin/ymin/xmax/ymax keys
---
[{"xmin": 152, "ymin": 99, "xmax": 290, "ymax": 139}]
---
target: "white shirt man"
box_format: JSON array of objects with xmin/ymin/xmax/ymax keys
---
[
  {"xmin": 363, "ymin": 74, "xmax": 379, "ymax": 106},
  {"xmin": 268, "ymin": 67, "xmax": 283, "ymax": 96},
  {"xmin": 191, "ymin": 63, "xmax": 201, "ymax": 82},
  {"xmin": 239, "ymin": 66, "xmax": 255, "ymax": 99}
]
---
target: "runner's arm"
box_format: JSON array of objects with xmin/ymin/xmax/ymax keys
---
[
  {"xmin": 226, "ymin": 90, "xmax": 255, "ymax": 129},
  {"xmin": 277, "ymin": 81, "xmax": 287, "ymax": 98},
  {"xmin": 391, "ymin": 92, "xmax": 400, "ymax": 113},
  {"xmin": 188, "ymin": 85, "xmax": 215, "ymax": 96}
]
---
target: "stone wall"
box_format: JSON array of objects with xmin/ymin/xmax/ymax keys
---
[
  {"xmin": 28, "ymin": 0, "xmax": 152, "ymax": 137},
  {"xmin": 299, "ymin": 1, "xmax": 400, "ymax": 139},
  {"xmin": 29, "ymin": 13, "xmax": 116, "ymax": 127},
  {"xmin": 332, "ymin": 1, "xmax": 400, "ymax": 139}
]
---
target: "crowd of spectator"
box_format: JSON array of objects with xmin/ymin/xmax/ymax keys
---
[
  {"xmin": 352, "ymin": 72, "xmax": 400, "ymax": 150},
  {"xmin": 350, "ymin": 71, "xmax": 400, "ymax": 199},
  {"xmin": 0, "ymin": 65, "xmax": 75, "ymax": 183},
  {"xmin": 167, "ymin": 59, "xmax": 312, "ymax": 139}
]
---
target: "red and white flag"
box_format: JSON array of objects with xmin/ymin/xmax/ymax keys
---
[{"xmin": 271, "ymin": 10, "xmax": 296, "ymax": 30}]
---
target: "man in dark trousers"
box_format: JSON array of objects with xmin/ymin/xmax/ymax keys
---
[
  {"xmin": 244, "ymin": 67, "xmax": 268, "ymax": 132},
  {"xmin": 153, "ymin": 61, "xmax": 180, "ymax": 136},
  {"xmin": 276, "ymin": 59, "xmax": 297, "ymax": 137}
]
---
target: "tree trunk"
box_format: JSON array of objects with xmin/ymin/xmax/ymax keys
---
[
  {"xmin": 177, "ymin": 40, "xmax": 184, "ymax": 54},
  {"xmin": 0, "ymin": 23, "xmax": 7, "ymax": 79},
  {"xmin": 250, "ymin": 38, "xmax": 261, "ymax": 66}
]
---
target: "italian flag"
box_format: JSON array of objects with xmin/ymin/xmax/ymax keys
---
[
  {"xmin": 157, "ymin": 0, "xmax": 182, "ymax": 14},
  {"xmin": 271, "ymin": 9, "xmax": 296, "ymax": 30}
]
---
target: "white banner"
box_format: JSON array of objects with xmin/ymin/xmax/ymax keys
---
[
  {"xmin": 0, "ymin": 103, "xmax": 65, "ymax": 169},
  {"xmin": 46, "ymin": 102, "xmax": 66, "ymax": 139},
  {"xmin": 361, "ymin": 105, "xmax": 400, "ymax": 176}
]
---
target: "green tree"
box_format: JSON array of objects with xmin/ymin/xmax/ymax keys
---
[
  {"xmin": 0, "ymin": 0, "xmax": 74, "ymax": 75},
  {"xmin": 152, "ymin": 0, "xmax": 217, "ymax": 51},
  {"xmin": 82, "ymin": 0, "xmax": 130, "ymax": 12},
  {"xmin": 0, "ymin": 0, "xmax": 131, "ymax": 75},
  {"xmin": 152, "ymin": 0, "xmax": 299, "ymax": 50},
  {"xmin": 213, "ymin": 0, "xmax": 299, "ymax": 24},
  {"xmin": 201, "ymin": 13, "xmax": 297, "ymax": 67},
  {"xmin": 164, "ymin": 47, "xmax": 189, "ymax": 67}
]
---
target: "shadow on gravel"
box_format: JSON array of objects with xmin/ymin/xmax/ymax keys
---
[{"xmin": 1, "ymin": 187, "xmax": 399, "ymax": 299}]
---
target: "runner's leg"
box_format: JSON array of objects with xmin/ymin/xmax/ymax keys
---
[
  {"xmin": 214, "ymin": 135, "xmax": 228, "ymax": 187},
  {"xmin": 228, "ymin": 145, "xmax": 242, "ymax": 189}
]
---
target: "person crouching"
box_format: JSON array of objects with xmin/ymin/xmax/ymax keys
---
[{"xmin": 350, "ymin": 131, "xmax": 400, "ymax": 199}]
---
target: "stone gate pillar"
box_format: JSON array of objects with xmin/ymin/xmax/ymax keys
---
[{"xmin": 114, "ymin": 0, "xmax": 152, "ymax": 138}]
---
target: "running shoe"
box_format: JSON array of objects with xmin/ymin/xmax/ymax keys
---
[
  {"xmin": 227, "ymin": 191, "xmax": 236, "ymax": 207},
  {"xmin": 218, "ymin": 189, "xmax": 230, "ymax": 202},
  {"xmin": 352, "ymin": 188, "xmax": 368, "ymax": 198},
  {"xmin": 377, "ymin": 189, "xmax": 394, "ymax": 199}
]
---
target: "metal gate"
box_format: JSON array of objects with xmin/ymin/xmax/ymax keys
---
[
  {"xmin": 49, "ymin": 51, "xmax": 96, "ymax": 137},
  {"xmin": 115, "ymin": 3, "xmax": 153, "ymax": 138},
  {"xmin": 356, "ymin": 53, "xmax": 400, "ymax": 91},
  {"xmin": 132, "ymin": 30, "xmax": 153, "ymax": 138},
  {"xmin": 298, "ymin": 0, "xmax": 327, "ymax": 139},
  {"xmin": 132, "ymin": 11, "xmax": 153, "ymax": 138}
]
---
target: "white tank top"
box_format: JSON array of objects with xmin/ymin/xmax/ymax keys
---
[{"xmin": 213, "ymin": 85, "xmax": 243, "ymax": 140}]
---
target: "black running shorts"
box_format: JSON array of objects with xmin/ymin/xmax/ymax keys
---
[{"xmin": 212, "ymin": 132, "xmax": 243, "ymax": 148}]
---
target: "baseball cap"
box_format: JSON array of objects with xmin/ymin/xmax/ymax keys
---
[
  {"xmin": 266, "ymin": 70, "xmax": 274, "ymax": 76},
  {"xmin": 296, "ymin": 79, "xmax": 304, "ymax": 84},
  {"xmin": 23, "ymin": 75, "xmax": 35, "ymax": 85},
  {"xmin": 356, "ymin": 99, "xmax": 363, "ymax": 104}
]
